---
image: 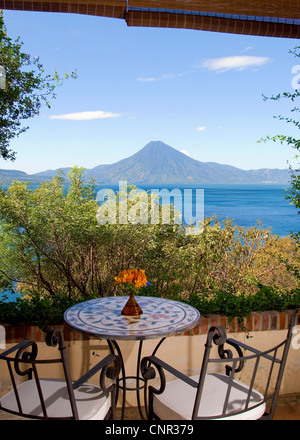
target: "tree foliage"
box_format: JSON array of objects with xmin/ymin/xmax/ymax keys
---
[
  {"xmin": 0, "ymin": 12, "xmax": 77, "ymax": 160},
  {"xmin": 0, "ymin": 168, "xmax": 299, "ymax": 308},
  {"xmin": 262, "ymin": 46, "xmax": 300, "ymax": 237}
]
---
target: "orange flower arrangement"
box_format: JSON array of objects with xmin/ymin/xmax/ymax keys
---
[
  {"xmin": 115, "ymin": 269, "xmax": 147, "ymax": 291},
  {"xmin": 115, "ymin": 269, "xmax": 147, "ymax": 316}
]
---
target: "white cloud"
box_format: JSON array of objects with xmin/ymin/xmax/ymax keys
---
[
  {"xmin": 137, "ymin": 70, "xmax": 194, "ymax": 82},
  {"xmin": 161, "ymin": 71, "xmax": 193, "ymax": 80},
  {"xmin": 201, "ymin": 56, "xmax": 271, "ymax": 72},
  {"xmin": 137, "ymin": 77, "xmax": 157, "ymax": 82},
  {"xmin": 196, "ymin": 126, "xmax": 206, "ymax": 131},
  {"xmin": 180, "ymin": 150, "xmax": 191, "ymax": 156},
  {"xmin": 50, "ymin": 110, "xmax": 121, "ymax": 120},
  {"xmin": 162, "ymin": 73, "xmax": 181, "ymax": 80}
]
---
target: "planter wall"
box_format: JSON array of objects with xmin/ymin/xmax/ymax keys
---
[{"xmin": 3, "ymin": 310, "xmax": 297, "ymax": 343}]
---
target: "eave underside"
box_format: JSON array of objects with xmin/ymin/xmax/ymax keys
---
[{"xmin": 0, "ymin": 0, "xmax": 299, "ymax": 38}]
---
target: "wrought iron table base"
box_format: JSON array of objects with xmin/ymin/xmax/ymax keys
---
[
  {"xmin": 107, "ymin": 338, "xmax": 166, "ymax": 420},
  {"xmin": 64, "ymin": 296, "xmax": 200, "ymax": 419}
]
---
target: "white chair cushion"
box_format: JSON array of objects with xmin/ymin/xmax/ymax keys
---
[
  {"xmin": 0, "ymin": 378, "xmax": 111, "ymax": 420},
  {"xmin": 153, "ymin": 373, "xmax": 266, "ymax": 420}
]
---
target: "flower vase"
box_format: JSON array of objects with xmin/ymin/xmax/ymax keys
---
[{"xmin": 121, "ymin": 292, "xmax": 143, "ymax": 316}]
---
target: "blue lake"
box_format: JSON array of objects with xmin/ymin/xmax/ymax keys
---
[{"xmin": 97, "ymin": 183, "xmax": 299, "ymax": 237}]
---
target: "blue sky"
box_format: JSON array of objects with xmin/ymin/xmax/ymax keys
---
[{"xmin": 1, "ymin": 9, "xmax": 300, "ymax": 174}]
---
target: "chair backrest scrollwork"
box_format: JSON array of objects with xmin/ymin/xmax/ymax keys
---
[
  {"xmin": 192, "ymin": 308, "xmax": 300, "ymax": 420},
  {"xmin": 0, "ymin": 329, "xmax": 79, "ymax": 419}
]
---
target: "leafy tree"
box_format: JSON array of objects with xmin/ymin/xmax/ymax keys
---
[
  {"xmin": 0, "ymin": 168, "xmax": 175, "ymax": 299},
  {"xmin": 0, "ymin": 168, "xmax": 299, "ymax": 304},
  {"xmin": 0, "ymin": 168, "xmax": 103, "ymax": 299},
  {"xmin": 0, "ymin": 12, "xmax": 77, "ymax": 160},
  {"xmin": 262, "ymin": 46, "xmax": 300, "ymax": 237}
]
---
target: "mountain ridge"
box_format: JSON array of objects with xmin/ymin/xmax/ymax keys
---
[{"xmin": 0, "ymin": 141, "xmax": 291, "ymax": 185}]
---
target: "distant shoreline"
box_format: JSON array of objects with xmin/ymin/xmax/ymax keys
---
[
  {"xmin": 1, "ymin": 181, "xmax": 291, "ymax": 188},
  {"xmin": 0, "ymin": 140, "xmax": 291, "ymax": 186}
]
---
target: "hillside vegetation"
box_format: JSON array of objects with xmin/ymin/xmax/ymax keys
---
[
  {"xmin": 0, "ymin": 141, "xmax": 291, "ymax": 185},
  {"xmin": 0, "ymin": 168, "xmax": 299, "ymax": 327}
]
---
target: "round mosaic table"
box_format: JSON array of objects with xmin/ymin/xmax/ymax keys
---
[
  {"xmin": 64, "ymin": 296, "xmax": 200, "ymax": 340},
  {"xmin": 64, "ymin": 296, "xmax": 200, "ymax": 419}
]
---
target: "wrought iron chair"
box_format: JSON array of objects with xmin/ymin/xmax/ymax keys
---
[
  {"xmin": 0, "ymin": 328, "xmax": 121, "ymax": 420},
  {"xmin": 141, "ymin": 308, "xmax": 299, "ymax": 420}
]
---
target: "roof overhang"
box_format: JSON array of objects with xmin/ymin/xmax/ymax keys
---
[{"xmin": 0, "ymin": 0, "xmax": 299, "ymax": 38}]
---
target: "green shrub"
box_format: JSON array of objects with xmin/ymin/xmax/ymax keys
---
[
  {"xmin": 0, "ymin": 168, "xmax": 299, "ymax": 330},
  {"xmin": 0, "ymin": 292, "xmax": 82, "ymax": 331},
  {"xmin": 184, "ymin": 285, "xmax": 300, "ymax": 320},
  {"xmin": 1, "ymin": 284, "xmax": 299, "ymax": 332}
]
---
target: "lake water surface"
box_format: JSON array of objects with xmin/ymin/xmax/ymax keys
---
[{"xmin": 98, "ymin": 183, "xmax": 298, "ymax": 237}]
